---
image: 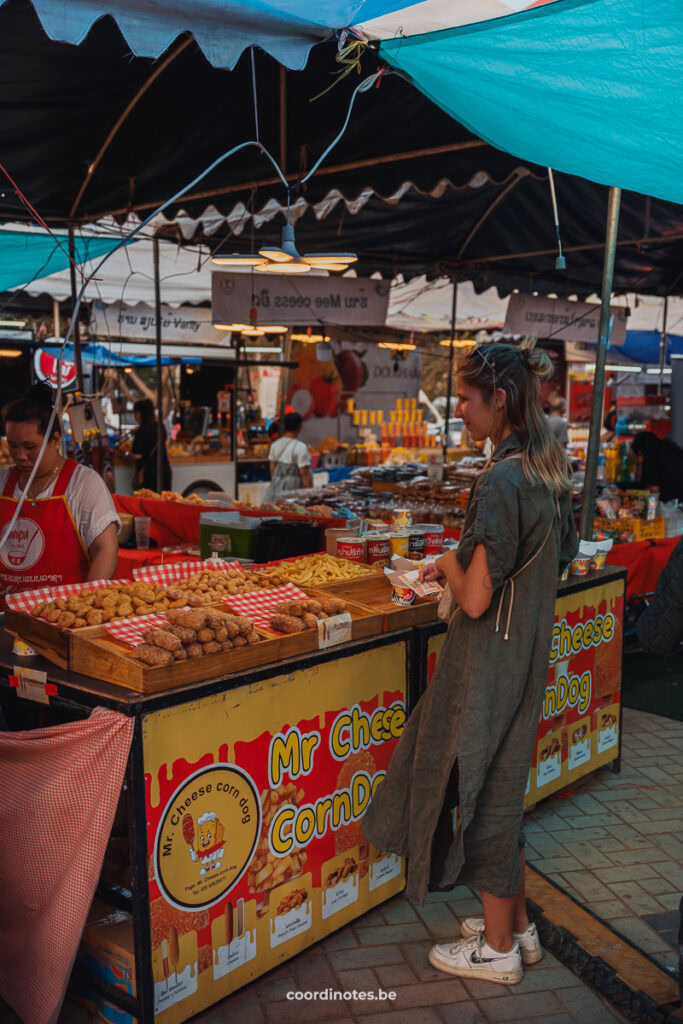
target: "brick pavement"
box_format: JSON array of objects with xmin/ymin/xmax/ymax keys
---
[{"xmin": 524, "ymin": 707, "xmax": 683, "ymax": 975}]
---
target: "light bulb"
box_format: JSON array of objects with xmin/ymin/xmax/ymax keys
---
[
  {"xmin": 257, "ymin": 261, "xmax": 310, "ymax": 274},
  {"xmin": 258, "ymin": 247, "xmax": 293, "ymax": 263},
  {"xmin": 211, "ymin": 254, "xmax": 264, "ymax": 266}
]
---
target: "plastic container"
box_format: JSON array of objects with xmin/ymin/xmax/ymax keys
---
[
  {"xmin": 337, "ymin": 536, "xmax": 368, "ymax": 563},
  {"xmin": 389, "ymin": 531, "xmax": 410, "ymax": 560},
  {"xmin": 408, "ymin": 530, "xmax": 426, "ymax": 561},
  {"xmin": 199, "ymin": 511, "xmax": 263, "ymax": 560},
  {"xmin": 391, "ymin": 585, "xmax": 416, "ymax": 607},
  {"xmin": 134, "ymin": 516, "xmax": 151, "ymax": 549},
  {"xmin": 415, "ymin": 523, "xmax": 444, "ymax": 555},
  {"xmin": 325, "ymin": 522, "xmax": 360, "ymax": 556},
  {"xmin": 392, "ymin": 508, "xmax": 413, "ymax": 529},
  {"xmin": 366, "ymin": 533, "xmax": 390, "ymax": 567}
]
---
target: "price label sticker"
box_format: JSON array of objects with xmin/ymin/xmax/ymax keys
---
[
  {"xmin": 10, "ymin": 667, "xmax": 52, "ymax": 704},
  {"xmin": 317, "ymin": 612, "xmax": 353, "ymax": 650}
]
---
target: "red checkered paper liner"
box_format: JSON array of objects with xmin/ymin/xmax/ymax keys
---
[
  {"xmin": 5, "ymin": 577, "xmax": 134, "ymax": 615},
  {"xmin": 223, "ymin": 584, "xmax": 308, "ymax": 630},
  {"xmin": 103, "ymin": 613, "xmax": 169, "ymax": 648},
  {"xmin": 132, "ymin": 559, "xmax": 243, "ymax": 585}
]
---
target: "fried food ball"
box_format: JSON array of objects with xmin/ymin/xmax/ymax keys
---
[
  {"xmin": 234, "ymin": 616, "xmax": 253, "ymax": 636},
  {"xmin": 245, "ymin": 630, "xmax": 261, "ymax": 645},
  {"xmin": 275, "ymin": 601, "xmax": 304, "ymax": 617},
  {"xmin": 214, "ymin": 626, "xmax": 228, "ymax": 643},
  {"xmin": 186, "ymin": 643, "xmax": 203, "ymax": 658},
  {"xmin": 31, "ymin": 602, "xmax": 47, "ymax": 617},
  {"xmin": 220, "ymin": 639, "xmax": 234, "ymax": 651},
  {"xmin": 54, "ymin": 598, "xmax": 68, "ymax": 611},
  {"xmin": 202, "ymin": 640, "xmax": 221, "ymax": 654},
  {"xmin": 74, "ymin": 617, "xmax": 87, "ymax": 629},
  {"xmin": 86, "ymin": 608, "xmax": 104, "ymax": 626},
  {"xmin": 173, "ymin": 647, "xmax": 188, "ymax": 661},
  {"xmin": 58, "ymin": 611, "xmax": 76, "ymax": 628},
  {"xmin": 232, "ymin": 634, "xmax": 248, "ymax": 647},
  {"xmin": 45, "ymin": 608, "xmax": 61, "ymax": 623},
  {"xmin": 302, "ymin": 599, "xmax": 323, "ymax": 616},
  {"xmin": 197, "ymin": 628, "xmax": 216, "ymax": 643},
  {"xmin": 301, "ymin": 612, "xmax": 318, "ymax": 629}
]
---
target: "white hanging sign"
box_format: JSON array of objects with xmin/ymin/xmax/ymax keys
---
[{"xmin": 504, "ymin": 294, "xmax": 628, "ymax": 347}]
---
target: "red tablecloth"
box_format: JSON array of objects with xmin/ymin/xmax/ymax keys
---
[
  {"xmin": 606, "ymin": 536, "xmax": 679, "ymax": 599},
  {"xmin": 114, "ymin": 495, "xmax": 346, "ymax": 548},
  {"xmin": 113, "ymin": 548, "xmax": 198, "ymax": 579}
]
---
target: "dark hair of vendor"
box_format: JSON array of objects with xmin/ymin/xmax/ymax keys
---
[
  {"xmin": 133, "ymin": 398, "xmax": 156, "ymax": 425},
  {"xmin": 3, "ymin": 382, "xmax": 61, "ymax": 436}
]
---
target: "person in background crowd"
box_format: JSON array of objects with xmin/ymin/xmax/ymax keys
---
[
  {"xmin": 631, "ymin": 431, "xmax": 683, "ymax": 503},
  {"xmin": 546, "ymin": 396, "xmax": 569, "ymax": 446},
  {"xmin": 267, "ymin": 420, "xmax": 281, "ymax": 443},
  {"xmin": 363, "ymin": 341, "xmax": 578, "ymax": 987},
  {"xmin": 265, "ymin": 412, "xmax": 312, "ymax": 499},
  {"xmin": 603, "ymin": 401, "xmax": 618, "ymax": 435},
  {"xmin": 132, "ymin": 398, "xmax": 172, "ymax": 492}
]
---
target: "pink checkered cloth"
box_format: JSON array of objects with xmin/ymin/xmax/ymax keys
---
[
  {"xmin": 224, "ymin": 584, "xmax": 308, "ymax": 630},
  {"xmin": 0, "ymin": 708, "xmax": 134, "ymax": 1024},
  {"xmin": 103, "ymin": 613, "xmax": 169, "ymax": 648},
  {"xmin": 5, "ymin": 578, "xmax": 132, "ymax": 616},
  {"xmin": 132, "ymin": 559, "xmax": 243, "ymax": 585}
]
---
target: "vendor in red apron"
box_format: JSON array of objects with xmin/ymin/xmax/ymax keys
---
[{"xmin": 0, "ymin": 384, "xmax": 120, "ymax": 604}]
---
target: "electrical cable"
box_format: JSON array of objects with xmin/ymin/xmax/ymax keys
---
[{"xmin": 0, "ymin": 71, "xmax": 382, "ymax": 552}]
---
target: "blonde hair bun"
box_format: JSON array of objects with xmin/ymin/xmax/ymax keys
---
[{"xmin": 521, "ymin": 340, "xmax": 554, "ymax": 380}]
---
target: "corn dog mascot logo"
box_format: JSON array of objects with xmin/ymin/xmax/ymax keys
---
[{"xmin": 154, "ymin": 764, "xmax": 261, "ymax": 911}]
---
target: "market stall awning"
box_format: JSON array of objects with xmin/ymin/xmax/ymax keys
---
[
  {"xmin": 375, "ymin": 0, "xmax": 683, "ymax": 206},
  {"xmin": 42, "ymin": 343, "xmax": 200, "ymax": 365},
  {"xmin": 0, "ymin": 225, "xmax": 127, "ymax": 292}
]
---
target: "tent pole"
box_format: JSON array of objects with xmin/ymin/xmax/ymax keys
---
[
  {"xmin": 232, "ymin": 341, "xmax": 239, "ymax": 500},
  {"xmin": 580, "ymin": 186, "xmax": 622, "ymax": 541},
  {"xmin": 67, "ymin": 227, "xmax": 84, "ymax": 392},
  {"xmin": 658, "ymin": 295, "xmax": 668, "ymax": 396},
  {"xmin": 52, "ymin": 298, "xmax": 60, "ymax": 346},
  {"xmin": 442, "ymin": 278, "xmax": 457, "ymax": 464},
  {"xmin": 153, "ymin": 236, "xmax": 164, "ymax": 492}
]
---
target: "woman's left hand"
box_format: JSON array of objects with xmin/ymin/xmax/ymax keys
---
[{"xmin": 420, "ymin": 562, "xmax": 445, "ymax": 584}]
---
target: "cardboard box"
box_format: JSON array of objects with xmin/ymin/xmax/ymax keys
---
[{"xmin": 74, "ymin": 899, "xmax": 136, "ymax": 1024}]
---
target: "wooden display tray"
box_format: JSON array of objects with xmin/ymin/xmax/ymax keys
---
[
  {"xmin": 244, "ymin": 591, "xmax": 384, "ymax": 659},
  {"xmin": 4, "ymin": 609, "xmax": 74, "ymax": 669},
  {"xmin": 313, "ymin": 575, "xmax": 439, "ymax": 630},
  {"xmin": 69, "ymin": 625, "xmax": 281, "ymax": 694}
]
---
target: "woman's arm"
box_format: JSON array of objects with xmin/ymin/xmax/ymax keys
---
[
  {"xmin": 87, "ymin": 522, "xmax": 119, "ymax": 580},
  {"xmin": 434, "ymin": 545, "xmax": 495, "ymax": 619}
]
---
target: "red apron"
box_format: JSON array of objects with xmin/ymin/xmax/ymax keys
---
[{"xmin": 0, "ymin": 458, "xmax": 90, "ymax": 603}]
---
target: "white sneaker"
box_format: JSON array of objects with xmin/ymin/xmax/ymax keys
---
[
  {"xmin": 428, "ymin": 932, "xmax": 523, "ymax": 984},
  {"xmin": 460, "ymin": 918, "xmax": 542, "ymax": 965}
]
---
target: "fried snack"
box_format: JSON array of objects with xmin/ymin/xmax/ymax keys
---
[
  {"xmin": 54, "ymin": 598, "xmax": 68, "ymax": 611},
  {"xmin": 202, "ymin": 640, "xmax": 221, "ymax": 654},
  {"xmin": 214, "ymin": 626, "xmax": 228, "ymax": 643},
  {"xmin": 86, "ymin": 608, "xmax": 104, "ymax": 626},
  {"xmin": 325, "ymin": 857, "xmax": 358, "ymax": 888},
  {"xmin": 301, "ymin": 612, "xmax": 318, "ymax": 629},
  {"xmin": 58, "ymin": 611, "xmax": 76, "ymax": 627},
  {"xmin": 302, "ymin": 599, "xmax": 323, "ymax": 616},
  {"xmin": 197, "ymin": 628, "xmax": 215, "ymax": 643},
  {"xmin": 45, "ymin": 608, "xmax": 61, "ymax": 623},
  {"xmin": 320, "ymin": 597, "xmax": 347, "ymax": 616},
  {"xmin": 142, "ymin": 628, "xmax": 181, "ymax": 652},
  {"xmin": 275, "ymin": 601, "xmax": 304, "ymax": 617},
  {"xmin": 246, "ymin": 630, "xmax": 260, "ymax": 645},
  {"xmin": 164, "ymin": 624, "xmax": 197, "ymax": 644},
  {"xmin": 174, "ymin": 647, "xmax": 188, "ymax": 661},
  {"xmin": 270, "ymin": 614, "xmax": 305, "ymax": 634},
  {"xmin": 136, "ymin": 644, "xmax": 173, "ymax": 667},
  {"xmin": 74, "ymin": 617, "xmax": 87, "ymax": 628},
  {"xmin": 233, "ymin": 635, "xmax": 247, "ymax": 648},
  {"xmin": 248, "ymin": 783, "xmax": 307, "ymax": 894},
  {"xmin": 186, "ymin": 643, "xmax": 203, "ymax": 659},
  {"xmin": 221, "ymin": 639, "xmax": 234, "ymax": 651},
  {"xmin": 271, "ymin": 553, "xmax": 373, "ymax": 586},
  {"xmin": 276, "ymin": 888, "xmax": 308, "ymax": 916},
  {"xmin": 335, "ymin": 750, "xmax": 376, "ymax": 857},
  {"xmin": 31, "ymin": 602, "xmax": 47, "ymax": 617},
  {"xmin": 234, "ymin": 616, "xmax": 253, "ymax": 636},
  {"xmin": 166, "ymin": 608, "xmax": 208, "ymax": 630}
]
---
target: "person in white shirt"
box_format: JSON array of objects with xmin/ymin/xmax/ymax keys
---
[
  {"xmin": 265, "ymin": 412, "xmax": 312, "ymax": 500},
  {"xmin": 0, "ymin": 384, "xmax": 120, "ymax": 601}
]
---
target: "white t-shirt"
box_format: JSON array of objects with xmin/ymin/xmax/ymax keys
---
[
  {"xmin": 0, "ymin": 462, "xmax": 121, "ymax": 552},
  {"xmin": 268, "ymin": 436, "xmax": 311, "ymax": 469}
]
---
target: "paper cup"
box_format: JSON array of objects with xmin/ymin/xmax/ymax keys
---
[{"xmin": 134, "ymin": 516, "xmax": 152, "ymax": 549}]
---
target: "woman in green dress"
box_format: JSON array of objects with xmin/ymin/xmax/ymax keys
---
[{"xmin": 362, "ymin": 341, "xmax": 578, "ymax": 986}]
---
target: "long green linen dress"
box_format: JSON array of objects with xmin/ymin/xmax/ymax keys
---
[{"xmin": 362, "ymin": 433, "xmax": 579, "ymax": 902}]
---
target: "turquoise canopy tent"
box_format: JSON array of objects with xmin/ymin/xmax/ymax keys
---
[{"xmin": 0, "ymin": 229, "xmax": 126, "ymax": 292}]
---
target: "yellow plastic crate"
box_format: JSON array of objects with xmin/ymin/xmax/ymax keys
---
[{"xmin": 594, "ymin": 516, "xmax": 665, "ymax": 541}]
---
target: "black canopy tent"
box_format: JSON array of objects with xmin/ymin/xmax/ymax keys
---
[
  {"xmin": 1, "ymin": 0, "xmax": 681, "ymax": 522},
  {"xmin": 2, "ymin": 0, "xmax": 683, "ymax": 299}
]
